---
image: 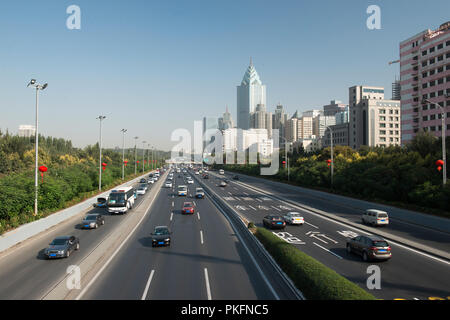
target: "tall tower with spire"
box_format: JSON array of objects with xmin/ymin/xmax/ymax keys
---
[{"xmin": 236, "ymin": 58, "xmax": 266, "ymax": 130}]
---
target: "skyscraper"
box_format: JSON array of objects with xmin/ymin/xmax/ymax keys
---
[
  {"xmin": 218, "ymin": 106, "xmax": 234, "ymax": 130},
  {"xmin": 237, "ymin": 59, "xmax": 266, "ymax": 130}
]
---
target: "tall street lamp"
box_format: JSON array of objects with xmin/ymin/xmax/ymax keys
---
[
  {"xmin": 422, "ymin": 95, "xmax": 448, "ymax": 185},
  {"xmin": 97, "ymin": 116, "xmax": 106, "ymax": 191},
  {"xmin": 142, "ymin": 141, "xmax": 147, "ymax": 173},
  {"xmin": 134, "ymin": 136, "xmax": 139, "ymax": 175},
  {"xmin": 121, "ymin": 129, "xmax": 127, "ymax": 180},
  {"xmin": 151, "ymin": 146, "xmax": 154, "ymax": 170},
  {"xmin": 280, "ymin": 137, "xmax": 290, "ymax": 181},
  {"xmin": 147, "ymin": 143, "xmax": 150, "ymax": 171},
  {"xmin": 321, "ymin": 124, "xmax": 334, "ymax": 186},
  {"xmin": 27, "ymin": 79, "xmax": 48, "ymax": 216}
]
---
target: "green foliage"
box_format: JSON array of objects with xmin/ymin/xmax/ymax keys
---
[{"xmin": 255, "ymin": 227, "xmax": 376, "ymax": 300}]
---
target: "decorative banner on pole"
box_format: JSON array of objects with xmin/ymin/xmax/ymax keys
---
[{"xmin": 39, "ymin": 166, "xmax": 48, "ymax": 183}]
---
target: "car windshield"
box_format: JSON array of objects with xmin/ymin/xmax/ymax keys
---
[
  {"xmin": 372, "ymin": 241, "xmax": 389, "ymax": 247},
  {"xmin": 196, "ymin": 189, "xmax": 203, "ymax": 192},
  {"xmin": 154, "ymin": 228, "xmax": 169, "ymax": 235},
  {"xmin": 289, "ymin": 213, "xmax": 300, "ymax": 217},
  {"xmin": 184, "ymin": 203, "xmax": 192, "ymax": 207},
  {"xmin": 108, "ymin": 193, "xmax": 125, "ymax": 204},
  {"xmin": 178, "ymin": 186, "xmax": 187, "ymax": 191},
  {"xmin": 378, "ymin": 213, "xmax": 388, "ymax": 218},
  {"xmin": 51, "ymin": 239, "xmax": 68, "ymax": 245},
  {"xmin": 271, "ymin": 216, "xmax": 282, "ymax": 220},
  {"xmin": 85, "ymin": 215, "xmax": 97, "ymax": 220}
]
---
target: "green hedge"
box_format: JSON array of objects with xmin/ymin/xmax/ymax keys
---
[{"xmin": 255, "ymin": 227, "xmax": 376, "ymax": 300}]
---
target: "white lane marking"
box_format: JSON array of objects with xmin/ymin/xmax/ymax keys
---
[
  {"xmin": 197, "ymin": 212, "xmax": 200, "ymax": 220},
  {"xmin": 75, "ymin": 184, "xmax": 161, "ymax": 300},
  {"xmin": 204, "ymin": 268, "xmax": 212, "ymax": 300},
  {"xmin": 170, "ymin": 212, "xmax": 173, "ymax": 221},
  {"xmin": 248, "ymin": 205, "xmax": 257, "ymax": 211},
  {"xmin": 413, "ymin": 298, "xmax": 420, "ymax": 300},
  {"xmin": 193, "ymin": 201, "xmax": 196, "ymax": 206},
  {"xmin": 271, "ymin": 206, "xmax": 281, "ymax": 212},
  {"xmin": 200, "ymin": 230, "xmax": 204, "ymax": 244},
  {"xmin": 227, "ymin": 192, "xmax": 233, "ymax": 196},
  {"xmin": 255, "ymin": 198, "xmax": 263, "ymax": 203},
  {"xmin": 313, "ymin": 242, "xmax": 343, "ymax": 259},
  {"xmin": 243, "ymin": 192, "xmax": 249, "ymax": 196},
  {"xmin": 305, "ymin": 221, "xmax": 319, "ymax": 229},
  {"xmin": 234, "ymin": 180, "xmax": 450, "ymax": 266},
  {"xmin": 172, "ymin": 201, "xmax": 174, "ymax": 207},
  {"xmin": 141, "ymin": 269, "xmax": 155, "ymax": 300}
]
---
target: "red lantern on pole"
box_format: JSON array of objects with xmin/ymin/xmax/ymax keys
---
[
  {"xmin": 436, "ymin": 160, "xmax": 444, "ymax": 172},
  {"xmin": 39, "ymin": 166, "xmax": 48, "ymax": 183},
  {"xmin": 102, "ymin": 162, "xmax": 107, "ymax": 171},
  {"xmin": 137, "ymin": 160, "xmax": 140, "ymax": 164},
  {"xmin": 326, "ymin": 159, "xmax": 332, "ymax": 167},
  {"xmin": 282, "ymin": 160, "xmax": 286, "ymax": 168}
]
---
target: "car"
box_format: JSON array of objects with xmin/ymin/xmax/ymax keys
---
[
  {"xmin": 139, "ymin": 178, "xmax": 147, "ymax": 184},
  {"xmin": 151, "ymin": 226, "xmax": 172, "ymax": 247},
  {"xmin": 165, "ymin": 181, "xmax": 173, "ymax": 188},
  {"xmin": 195, "ymin": 188, "xmax": 205, "ymax": 199},
  {"xmin": 93, "ymin": 197, "xmax": 107, "ymax": 208},
  {"xmin": 45, "ymin": 236, "xmax": 79, "ymax": 259},
  {"xmin": 203, "ymin": 174, "xmax": 209, "ymax": 179},
  {"xmin": 153, "ymin": 176, "xmax": 159, "ymax": 181},
  {"xmin": 81, "ymin": 214, "xmax": 105, "ymax": 229},
  {"xmin": 149, "ymin": 173, "xmax": 154, "ymax": 178},
  {"xmin": 148, "ymin": 178, "xmax": 155, "ymax": 184},
  {"xmin": 283, "ymin": 212, "xmax": 304, "ymax": 225},
  {"xmin": 219, "ymin": 180, "xmax": 227, "ymax": 187},
  {"xmin": 263, "ymin": 215, "xmax": 286, "ymax": 229},
  {"xmin": 187, "ymin": 178, "xmax": 194, "ymax": 184},
  {"xmin": 362, "ymin": 209, "xmax": 389, "ymax": 227},
  {"xmin": 232, "ymin": 175, "xmax": 239, "ymax": 180},
  {"xmin": 219, "ymin": 169, "xmax": 225, "ymax": 175},
  {"xmin": 182, "ymin": 202, "xmax": 195, "ymax": 214},
  {"xmin": 140, "ymin": 183, "xmax": 148, "ymax": 191},
  {"xmin": 137, "ymin": 187, "xmax": 146, "ymax": 195},
  {"xmin": 346, "ymin": 235, "xmax": 392, "ymax": 261},
  {"xmin": 195, "ymin": 171, "xmax": 200, "ymax": 175},
  {"xmin": 178, "ymin": 185, "xmax": 188, "ymax": 196}
]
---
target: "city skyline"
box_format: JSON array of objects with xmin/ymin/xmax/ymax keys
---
[{"xmin": 1, "ymin": 1, "xmax": 449, "ymax": 150}]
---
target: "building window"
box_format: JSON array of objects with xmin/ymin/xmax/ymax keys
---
[
  {"xmin": 430, "ymin": 126, "xmax": 436, "ymax": 132},
  {"xmin": 422, "ymin": 72, "xmax": 427, "ymax": 78},
  {"xmin": 380, "ymin": 123, "xmax": 386, "ymax": 128},
  {"xmin": 390, "ymin": 131, "xmax": 394, "ymax": 135},
  {"xmin": 447, "ymin": 40, "xmax": 450, "ymax": 46},
  {"xmin": 389, "ymin": 123, "xmax": 393, "ymax": 128},
  {"xmin": 438, "ymin": 43, "xmax": 443, "ymax": 50},
  {"xmin": 438, "ymin": 55, "xmax": 443, "ymax": 62},
  {"xmin": 430, "ymin": 69, "xmax": 435, "ymax": 75},
  {"xmin": 438, "ymin": 78, "xmax": 444, "ymax": 85},
  {"xmin": 379, "ymin": 116, "xmax": 385, "ymax": 121},
  {"xmin": 423, "ymin": 116, "xmax": 428, "ymax": 121},
  {"xmin": 422, "ymin": 50, "xmax": 427, "ymax": 56},
  {"xmin": 422, "ymin": 61, "xmax": 427, "ymax": 67},
  {"xmin": 423, "ymin": 104, "xmax": 428, "ymax": 111},
  {"xmin": 430, "ymin": 47, "xmax": 435, "ymax": 53},
  {"xmin": 395, "ymin": 110, "xmax": 399, "ymax": 114},
  {"xmin": 423, "ymin": 83, "xmax": 428, "ymax": 89},
  {"xmin": 430, "ymin": 114, "xmax": 436, "ymax": 120},
  {"xmin": 430, "ymin": 58, "xmax": 435, "ymax": 64},
  {"xmin": 438, "ymin": 66, "xmax": 444, "ymax": 73},
  {"xmin": 380, "ymin": 130, "xmax": 386, "ymax": 135}
]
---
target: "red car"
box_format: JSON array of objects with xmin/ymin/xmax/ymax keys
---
[{"xmin": 182, "ymin": 202, "xmax": 195, "ymax": 214}]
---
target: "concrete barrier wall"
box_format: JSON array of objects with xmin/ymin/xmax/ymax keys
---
[{"xmin": 0, "ymin": 171, "xmax": 155, "ymax": 253}]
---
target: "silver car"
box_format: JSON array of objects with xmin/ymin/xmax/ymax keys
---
[
  {"xmin": 81, "ymin": 214, "xmax": 105, "ymax": 229},
  {"xmin": 45, "ymin": 236, "xmax": 79, "ymax": 259}
]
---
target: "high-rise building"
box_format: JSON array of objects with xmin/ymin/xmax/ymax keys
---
[
  {"xmin": 250, "ymin": 104, "xmax": 273, "ymax": 137},
  {"xmin": 218, "ymin": 106, "xmax": 235, "ymax": 131},
  {"xmin": 400, "ymin": 21, "xmax": 450, "ymax": 145},
  {"xmin": 313, "ymin": 112, "xmax": 336, "ymax": 138},
  {"xmin": 285, "ymin": 116, "xmax": 298, "ymax": 143},
  {"xmin": 18, "ymin": 125, "xmax": 36, "ymax": 137},
  {"xmin": 203, "ymin": 116, "xmax": 219, "ymax": 150},
  {"xmin": 392, "ymin": 80, "xmax": 401, "ymax": 100},
  {"xmin": 323, "ymin": 100, "xmax": 348, "ymax": 117},
  {"xmin": 349, "ymin": 85, "xmax": 401, "ymax": 149},
  {"xmin": 237, "ymin": 59, "xmax": 266, "ymax": 130},
  {"xmin": 335, "ymin": 105, "xmax": 350, "ymax": 125}
]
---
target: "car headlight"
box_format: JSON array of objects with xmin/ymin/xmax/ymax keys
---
[
  {"xmin": 90, "ymin": 222, "xmax": 96, "ymax": 226},
  {"xmin": 164, "ymin": 238, "xmax": 170, "ymax": 241},
  {"xmin": 58, "ymin": 250, "xmax": 65, "ymax": 254}
]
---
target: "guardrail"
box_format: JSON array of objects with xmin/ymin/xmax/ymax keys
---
[{"xmin": 192, "ymin": 173, "xmax": 305, "ymax": 300}]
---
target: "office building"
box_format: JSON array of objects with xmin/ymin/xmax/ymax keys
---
[
  {"xmin": 18, "ymin": 125, "xmax": 36, "ymax": 137},
  {"xmin": 400, "ymin": 21, "xmax": 450, "ymax": 144}
]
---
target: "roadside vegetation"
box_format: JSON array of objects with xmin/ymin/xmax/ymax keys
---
[
  {"xmin": 223, "ymin": 132, "xmax": 450, "ymax": 217},
  {"xmin": 0, "ymin": 130, "xmax": 162, "ymax": 235},
  {"xmin": 254, "ymin": 227, "xmax": 376, "ymax": 300}
]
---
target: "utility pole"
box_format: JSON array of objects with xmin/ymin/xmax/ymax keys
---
[
  {"xmin": 121, "ymin": 129, "xmax": 127, "ymax": 180},
  {"xmin": 134, "ymin": 136, "xmax": 139, "ymax": 175}
]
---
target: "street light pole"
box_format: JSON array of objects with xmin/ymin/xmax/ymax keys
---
[
  {"xmin": 424, "ymin": 97, "xmax": 448, "ymax": 185},
  {"xmin": 151, "ymin": 147, "xmax": 154, "ymax": 170},
  {"xmin": 27, "ymin": 79, "xmax": 47, "ymax": 216},
  {"xmin": 142, "ymin": 141, "xmax": 147, "ymax": 173},
  {"xmin": 134, "ymin": 137, "xmax": 139, "ymax": 175},
  {"xmin": 280, "ymin": 137, "xmax": 290, "ymax": 181},
  {"xmin": 97, "ymin": 116, "xmax": 106, "ymax": 191},
  {"xmin": 320, "ymin": 124, "xmax": 334, "ymax": 186},
  {"xmin": 147, "ymin": 143, "xmax": 150, "ymax": 171},
  {"xmin": 121, "ymin": 129, "xmax": 127, "ymax": 180}
]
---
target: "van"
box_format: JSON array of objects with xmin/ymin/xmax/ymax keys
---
[{"xmin": 362, "ymin": 209, "xmax": 389, "ymax": 227}]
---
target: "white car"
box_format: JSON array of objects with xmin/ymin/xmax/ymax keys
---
[
  {"xmin": 136, "ymin": 188, "xmax": 146, "ymax": 195},
  {"xmin": 153, "ymin": 176, "xmax": 158, "ymax": 181},
  {"xmin": 219, "ymin": 169, "xmax": 224, "ymax": 175},
  {"xmin": 283, "ymin": 212, "xmax": 304, "ymax": 225},
  {"xmin": 195, "ymin": 171, "xmax": 199, "ymax": 175},
  {"xmin": 165, "ymin": 181, "xmax": 173, "ymax": 188},
  {"xmin": 187, "ymin": 179, "xmax": 194, "ymax": 184},
  {"xmin": 148, "ymin": 178, "xmax": 155, "ymax": 184}
]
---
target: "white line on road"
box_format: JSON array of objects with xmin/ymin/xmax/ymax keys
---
[
  {"xmin": 141, "ymin": 269, "xmax": 155, "ymax": 300},
  {"xmin": 305, "ymin": 221, "xmax": 319, "ymax": 229},
  {"xmin": 313, "ymin": 242, "xmax": 343, "ymax": 259},
  {"xmin": 197, "ymin": 212, "xmax": 200, "ymax": 220},
  {"xmin": 200, "ymin": 230, "xmax": 204, "ymax": 244},
  {"xmin": 255, "ymin": 198, "xmax": 263, "ymax": 203},
  {"xmin": 204, "ymin": 268, "xmax": 212, "ymax": 300},
  {"xmin": 249, "ymin": 205, "xmax": 257, "ymax": 211},
  {"xmin": 228, "ymin": 192, "xmax": 233, "ymax": 196},
  {"xmin": 243, "ymin": 192, "xmax": 249, "ymax": 196},
  {"xmin": 193, "ymin": 201, "xmax": 196, "ymax": 206},
  {"xmin": 170, "ymin": 212, "xmax": 173, "ymax": 221},
  {"xmin": 271, "ymin": 206, "xmax": 281, "ymax": 212},
  {"xmin": 172, "ymin": 201, "xmax": 174, "ymax": 207}
]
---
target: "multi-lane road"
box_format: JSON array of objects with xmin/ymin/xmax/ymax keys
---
[
  {"xmin": 0, "ymin": 167, "xmax": 448, "ymax": 300},
  {"xmin": 198, "ymin": 170, "xmax": 450, "ymax": 300}
]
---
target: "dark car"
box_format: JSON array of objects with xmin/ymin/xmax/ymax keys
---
[
  {"xmin": 151, "ymin": 226, "xmax": 172, "ymax": 247},
  {"xmin": 139, "ymin": 178, "xmax": 147, "ymax": 184},
  {"xmin": 219, "ymin": 179, "xmax": 228, "ymax": 187},
  {"xmin": 81, "ymin": 214, "xmax": 105, "ymax": 229},
  {"xmin": 93, "ymin": 197, "xmax": 107, "ymax": 208},
  {"xmin": 203, "ymin": 174, "xmax": 209, "ymax": 179},
  {"xmin": 263, "ymin": 215, "xmax": 286, "ymax": 229},
  {"xmin": 346, "ymin": 235, "xmax": 392, "ymax": 261},
  {"xmin": 232, "ymin": 175, "xmax": 239, "ymax": 180},
  {"xmin": 44, "ymin": 236, "xmax": 80, "ymax": 259}
]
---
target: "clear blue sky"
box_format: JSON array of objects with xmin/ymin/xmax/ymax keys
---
[{"xmin": 0, "ymin": 0, "xmax": 449, "ymax": 150}]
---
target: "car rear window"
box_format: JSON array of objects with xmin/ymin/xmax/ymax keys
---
[
  {"xmin": 377, "ymin": 213, "xmax": 388, "ymax": 218},
  {"xmin": 372, "ymin": 241, "xmax": 389, "ymax": 247},
  {"xmin": 184, "ymin": 203, "xmax": 192, "ymax": 207}
]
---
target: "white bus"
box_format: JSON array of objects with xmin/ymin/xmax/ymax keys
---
[{"xmin": 107, "ymin": 187, "xmax": 135, "ymax": 214}]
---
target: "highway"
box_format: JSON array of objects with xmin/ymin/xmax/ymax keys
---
[
  {"xmin": 198, "ymin": 170, "xmax": 450, "ymax": 300},
  {"xmin": 79, "ymin": 172, "xmax": 277, "ymax": 300}
]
